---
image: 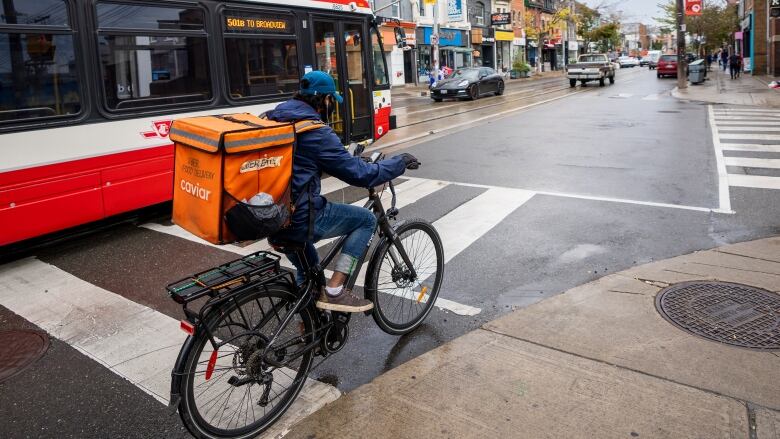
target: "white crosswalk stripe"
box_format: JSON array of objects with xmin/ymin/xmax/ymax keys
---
[
  {"xmin": 709, "ymin": 105, "xmax": 780, "ymax": 196},
  {"xmin": 0, "ymin": 258, "xmax": 340, "ymax": 439}
]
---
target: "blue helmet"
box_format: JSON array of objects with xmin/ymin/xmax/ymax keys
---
[{"xmin": 300, "ymin": 71, "xmax": 343, "ymax": 104}]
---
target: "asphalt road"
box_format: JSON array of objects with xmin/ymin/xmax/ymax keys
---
[{"xmin": 2, "ymin": 67, "xmax": 780, "ymax": 438}]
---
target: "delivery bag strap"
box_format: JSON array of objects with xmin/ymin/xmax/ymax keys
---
[{"xmin": 216, "ymin": 114, "xmax": 264, "ymax": 128}]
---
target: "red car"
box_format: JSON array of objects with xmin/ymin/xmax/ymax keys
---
[{"xmin": 657, "ymin": 54, "xmax": 678, "ymax": 78}]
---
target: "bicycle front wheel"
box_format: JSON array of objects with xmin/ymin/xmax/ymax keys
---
[
  {"xmin": 178, "ymin": 284, "xmax": 314, "ymax": 439},
  {"xmin": 366, "ymin": 218, "xmax": 444, "ymax": 335}
]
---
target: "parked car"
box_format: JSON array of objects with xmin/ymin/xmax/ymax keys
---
[
  {"xmin": 430, "ymin": 67, "xmax": 504, "ymax": 101},
  {"xmin": 617, "ymin": 56, "xmax": 639, "ymax": 68},
  {"xmin": 638, "ymin": 57, "xmax": 650, "ymax": 67},
  {"xmin": 657, "ymin": 54, "xmax": 678, "ymax": 78},
  {"xmin": 566, "ymin": 53, "xmax": 616, "ymax": 87}
]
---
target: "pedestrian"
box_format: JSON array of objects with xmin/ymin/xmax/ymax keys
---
[
  {"xmin": 736, "ymin": 53, "xmax": 743, "ymax": 78},
  {"xmin": 729, "ymin": 52, "xmax": 740, "ymax": 79},
  {"xmin": 721, "ymin": 49, "xmax": 729, "ymax": 72},
  {"xmin": 706, "ymin": 53, "xmax": 712, "ymax": 71}
]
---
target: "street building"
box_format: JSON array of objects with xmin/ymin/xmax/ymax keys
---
[
  {"xmin": 416, "ymin": 0, "xmax": 472, "ymax": 81},
  {"xmin": 469, "ymin": 0, "xmax": 497, "ymax": 68},
  {"xmin": 621, "ymin": 22, "xmax": 649, "ymax": 56},
  {"xmin": 737, "ymin": 0, "xmax": 780, "ymax": 75},
  {"xmin": 373, "ymin": 0, "xmax": 418, "ymax": 86}
]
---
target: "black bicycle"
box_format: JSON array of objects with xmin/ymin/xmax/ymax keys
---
[{"xmin": 166, "ymin": 150, "xmax": 444, "ymax": 438}]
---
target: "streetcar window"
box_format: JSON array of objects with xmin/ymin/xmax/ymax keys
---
[
  {"xmin": 0, "ymin": 0, "xmax": 69, "ymax": 27},
  {"xmin": 96, "ymin": 4, "xmax": 204, "ymax": 31},
  {"xmin": 369, "ymin": 27, "xmax": 388, "ymax": 86},
  {"xmin": 225, "ymin": 38, "xmax": 299, "ymax": 99},
  {"xmin": 96, "ymin": 2, "xmax": 211, "ymax": 111},
  {"xmin": 221, "ymin": 11, "xmax": 298, "ymax": 100},
  {"xmin": 98, "ymin": 35, "xmax": 211, "ymax": 110},
  {"xmin": 0, "ymin": 0, "xmax": 81, "ymax": 124}
]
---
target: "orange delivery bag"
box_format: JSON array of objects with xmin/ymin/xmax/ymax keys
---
[{"xmin": 169, "ymin": 113, "xmax": 304, "ymax": 244}]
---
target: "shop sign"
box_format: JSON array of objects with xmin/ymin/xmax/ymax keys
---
[
  {"xmin": 495, "ymin": 30, "xmax": 513, "ymax": 41},
  {"xmin": 734, "ymin": 31, "xmax": 743, "ymax": 40},
  {"xmin": 513, "ymin": 37, "xmax": 525, "ymax": 46},
  {"xmin": 568, "ymin": 41, "xmax": 578, "ymax": 51},
  {"xmin": 685, "ymin": 0, "xmax": 702, "ymax": 16},
  {"xmin": 447, "ymin": 0, "xmax": 464, "ymax": 22},
  {"xmin": 424, "ymin": 27, "xmax": 463, "ymax": 46},
  {"xmin": 491, "ymin": 12, "xmax": 511, "ymax": 26}
]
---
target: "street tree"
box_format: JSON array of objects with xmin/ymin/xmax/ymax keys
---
[
  {"xmin": 655, "ymin": 0, "xmax": 738, "ymax": 54},
  {"xmin": 573, "ymin": 1, "xmax": 622, "ymax": 53}
]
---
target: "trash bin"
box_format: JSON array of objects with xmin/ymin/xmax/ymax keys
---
[{"xmin": 688, "ymin": 59, "xmax": 706, "ymax": 84}]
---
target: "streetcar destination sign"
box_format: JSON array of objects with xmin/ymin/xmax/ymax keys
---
[{"xmin": 225, "ymin": 15, "xmax": 291, "ymax": 33}]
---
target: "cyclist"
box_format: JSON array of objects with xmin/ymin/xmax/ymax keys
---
[{"xmin": 266, "ymin": 71, "xmax": 420, "ymax": 313}]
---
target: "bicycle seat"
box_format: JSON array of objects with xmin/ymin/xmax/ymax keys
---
[{"xmin": 267, "ymin": 237, "xmax": 306, "ymax": 252}]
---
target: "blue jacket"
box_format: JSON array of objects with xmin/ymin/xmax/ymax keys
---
[{"xmin": 265, "ymin": 99, "xmax": 406, "ymax": 231}]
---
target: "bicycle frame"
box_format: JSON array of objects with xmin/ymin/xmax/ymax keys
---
[{"xmin": 259, "ymin": 180, "xmax": 419, "ymax": 363}]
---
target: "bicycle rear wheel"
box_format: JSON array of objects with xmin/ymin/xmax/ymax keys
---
[
  {"xmin": 366, "ymin": 218, "xmax": 444, "ymax": 335},
  {"xmin": 178, "ymin": 284, "xmax": 314, "ymax": 439}
]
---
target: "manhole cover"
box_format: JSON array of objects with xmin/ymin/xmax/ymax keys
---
[
  {"xmin": 655, "ymin": 281, "xmax": 780, "ymax": 350},
  {"xmin": 0, "ymin": 330, "xmax": 50, "ymax": 383}
]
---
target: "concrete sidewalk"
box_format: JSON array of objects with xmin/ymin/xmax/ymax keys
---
[
  {"xmin": 286, "ymin": 237, "xmax": 780, "ymax": 438},
  {"xmin": 672, "ymin": 67, "xmax": 780, "ymax": 107}
]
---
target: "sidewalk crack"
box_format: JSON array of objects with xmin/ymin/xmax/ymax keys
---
[
  {"xmin": 634, "ymin": 277, "xmax": 670, "ymax": 288},
  {"xmin": 714, "ymin": 250, "xmax": 780, "ymax": 264},
  {"xmin": 689, "ymin": 261, "xmax": 780, "ymax": 277},
  {"xmin": 607, "ymin": 290, "xmax": 645, "ymax": 296}
]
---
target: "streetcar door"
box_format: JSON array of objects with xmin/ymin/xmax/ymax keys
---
[
  {"xmin": 342, "ymin": 21, "xmax": 372, "ymax": 142},
  {"xmin": 311, "ymin": 19, "xmax": 372, "ymax": 143}
]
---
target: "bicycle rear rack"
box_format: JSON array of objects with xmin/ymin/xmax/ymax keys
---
[{"xmin": 166, "ymin": 251, "xmax": 297, "ymax": 326}]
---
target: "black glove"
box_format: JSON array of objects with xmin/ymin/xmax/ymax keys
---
[{"xmin": 395, "ymin": 153, "xmax": 421, "ymax": 170}]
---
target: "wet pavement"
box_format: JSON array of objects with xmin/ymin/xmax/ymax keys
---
[{"xmin": 2, "ymin": 67, "xmax": 780, "ymax": 437}]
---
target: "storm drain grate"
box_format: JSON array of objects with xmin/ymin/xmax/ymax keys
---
[
  {"xmin": 655, "ymin": 281, "xmax": 780, "ymax": 350},
  {"xmin": 0, "ymin": 330, "xmax": 50, "ymax": 383}
]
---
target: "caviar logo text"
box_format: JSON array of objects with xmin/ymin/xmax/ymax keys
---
[
  {"xmin": 240, "ymin": 156, "xmax": 283, "ymax": 173},
  {"xmin": 180, "ymin": 179, "xmax": 211, "ymax": 201}
]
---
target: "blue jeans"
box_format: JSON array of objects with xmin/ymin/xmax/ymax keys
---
[{"xmin": 272, "ymin": 202, "xmax": 377, "ymax": 285}]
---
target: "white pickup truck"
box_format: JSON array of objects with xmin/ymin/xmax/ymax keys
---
[{"xmin": 566, "ymin": 53, "xmax": 616, "ymax": 87}]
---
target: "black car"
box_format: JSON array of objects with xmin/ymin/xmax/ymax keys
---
[{"xmin": 430, "ymin": 67, "xmax": 504, "ymax": 102}]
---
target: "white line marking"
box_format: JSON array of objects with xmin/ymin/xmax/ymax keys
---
[
  {"xmin": 718, "ymin": 126, "xmax": 780, "ymax": 132},
  {"xmin": 728, "ymin": 174, "xmax": 780, "ymax": 189},
  {"xmin": 320, "ymin": 177, "xmax": 351, "ymax": 195},
  {"xmin": 719, "ymin": 143, "xmax": 780, "ymax": 152},
  {"xmin": 714, "ymin": 111, "xmax": 780, "ymax": 115},
  {"xmin": 432, "ymin": 187, "xmax": 535, "ymax": 264},
  {"xmin": 140, "ymin": 222, "xmax": 271, "ymax": 256},
  {"xmin": 715, "ymin": 108, "xmax": 780, "ymax": 112},
  {"xmin": 642, "ymin": 94, "xmax": 659, "ymax": 100},
  {"xmin": 708, "ymin": 105, "xmax": 734, "ymax": 213},
  {"xmin": 0, "ymin": 258, "xmax": 340, "ymax": 438},
  {"xmin": 534, "ymin": 190, "xmax": 725, "ymax": 213},
  {"xmin": 715, "ymin": 116, "xmax": 780, "ymax": 121},
  {"xmin": 723, "ymin": 157, "xmax": 780, "ymax": 169},
  {"xmin": 719, "ymin": 133, "xmax": 780, "ymax": 141}
]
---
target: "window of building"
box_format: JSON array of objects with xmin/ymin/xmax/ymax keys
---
[
  {"xmin": 419, "ymin": 1, "xmax": 426, "ymax": 16},
  {"xmin": 0, "ymin": 0, "xmax": 82, "ymax": 123},
  {"xmin": 476, "ymin": 2, "xmax": 485, "ymax": 26},
  {"xmin": 222, "ymin": 11, "xmax": 298, "ymax": 100},
  {"xmin": 96, "ymin": 2, "xmax": 211, "ymax": 111}
]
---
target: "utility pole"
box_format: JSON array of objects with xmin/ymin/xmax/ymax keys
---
[
  {"xmin": 432, "ymin": 0, "xmax": 440, "ymax": 80},
  {"xmin": 676, "ymin": 0, "xmax": 687, "ymax": 89}
]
